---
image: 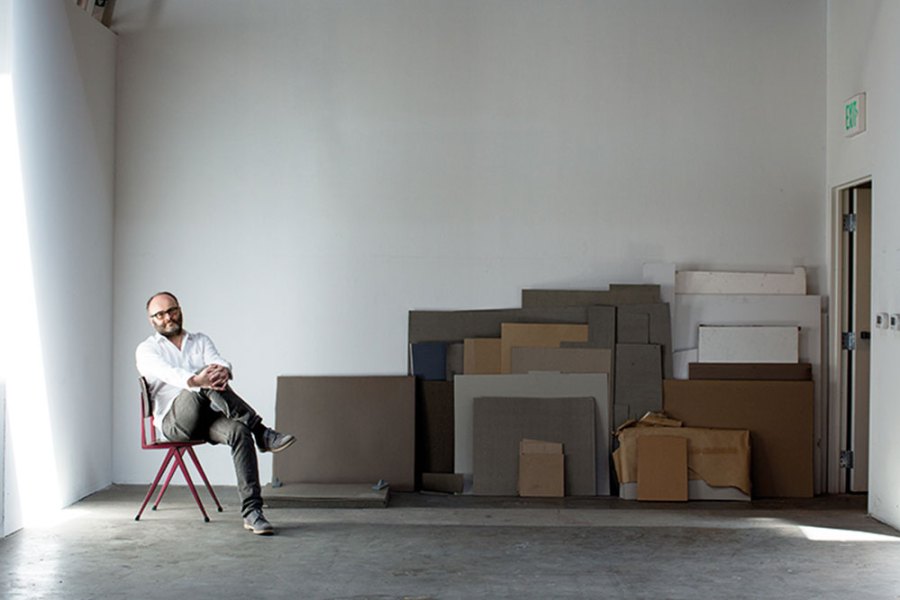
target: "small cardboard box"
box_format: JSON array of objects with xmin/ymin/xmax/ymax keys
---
[{"xmin": 518, "ymin": 439, "xmax": 564, "ymax": 498}]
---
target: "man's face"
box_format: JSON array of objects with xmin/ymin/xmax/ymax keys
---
[{"xmin": 147, "ymin": 294, "xmax": 183, "ymax": 338}]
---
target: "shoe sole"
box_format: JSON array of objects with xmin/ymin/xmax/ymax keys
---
[{"xmin": 244, "ymin": 523, "xmax": 274, "ymax": 535}]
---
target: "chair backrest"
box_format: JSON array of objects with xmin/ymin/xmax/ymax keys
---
[{"xmin": 138, "ymin": 376, "xmax": 158, "ymax": 447}]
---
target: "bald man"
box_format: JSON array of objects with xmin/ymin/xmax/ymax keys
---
[{"xmin": 136, "ymin": 291, "xmax": 295, "ymax": 535}]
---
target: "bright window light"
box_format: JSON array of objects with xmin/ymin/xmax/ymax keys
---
[{"xmin": 0, "ymin": 72, "xmax": 63, "ymax": 529}]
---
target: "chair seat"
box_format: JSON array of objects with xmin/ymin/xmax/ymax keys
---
[{"xmin": 143, "ymin": 439, "xmax": 206, "ymax": 450}]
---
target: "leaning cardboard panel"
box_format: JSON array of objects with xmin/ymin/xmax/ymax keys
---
[
  {"xmin": 618, "ymin": 303, "xmax": 673, "ymax": 378},
  {"xmin": 689, "ymin": 362, "xmax": 813, "ymax": 381},
  {"xmin": 518, "ymin": 439, "xmax": 565, "ymax": 498},
  {"xmin": 274, "ymin": 376, "xmax": 415, "ymax": 491},
  {"xmin": 416, "ymin": 380, "xmax": 454, "ymax": 475},
  {"xmin": 454, "ymin": 372, "xmax": 610, "ymax": 495},
  {"xmin": 472, "ymin": 397, "xmax": 595, "ymax": 496},
  {"xmin": 499, "ymin": 322, "xmax": 589, "ymax": 373},
  {"xmin": 672, "ymin": 293, "xmax": 823, "ymax": 493},
  {"xmin": 463, "ymin": 338, "xmax": 502, "ymax": 374},
  {"xmin": 663, "ymin": 379, "xmax": 813, "ymax": 498},
  {"xmin": 409, "ymin": 307, "xmax": 588, "ymax": 344},
  {"xmin": 675, "ymin": 267, "xmax": 806, "ymax": 295},
  {"xmin": 614, "ymin": 344, "xmax": 662, "ymax": 425},
  {"xmin": 521, "ymin": 286, "xmax": 661, "ymax": 308},
  {"xmin": 636, "ymin": 436, "xmax": 688, "ymax": 502},
  {"xmin": 510, "ymin": 347, "xmax": 613, "ymax": 408}
]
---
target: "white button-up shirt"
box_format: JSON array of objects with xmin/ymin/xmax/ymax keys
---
[{"xmin": 135, "ymin": 330, "xmax": 232, "ymax": 439}]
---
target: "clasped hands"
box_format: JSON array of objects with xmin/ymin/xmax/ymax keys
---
[{"xmin": 192, "ymin": 363, "xmax": 231, "ymax": 391}]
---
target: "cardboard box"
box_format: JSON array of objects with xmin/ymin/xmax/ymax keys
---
[
  {"xmin": 614, "ymin": 425, "xmax": 751, "ymax": 497},
  {"xmin": 518, "ymin": 439, "xmax": 564, "ymax": 498},
  {"xmin": 663, "ymin": 379, "xmax": 813, "ymax": 498}
]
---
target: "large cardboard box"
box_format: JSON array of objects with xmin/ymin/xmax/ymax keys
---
[
  {"xmin": 614, "ymin": 425, "xmax": 751, "ymax": 498},
  {"xmin": 518, "ymin": 439, "xmax": 564, "ymax": 498},
  {"xmin": 663, "ymin": 379, "xmax": 813, "ymax": 498}
]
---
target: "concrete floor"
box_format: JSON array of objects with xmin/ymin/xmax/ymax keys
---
[{"xmin": 2, "ymin": 486, "xmax": 900, "ymax": 599}]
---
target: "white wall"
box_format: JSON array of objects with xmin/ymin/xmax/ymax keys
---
[
  {"xmin": 2, "ymin": 0, "xmax": 115, "ymax": 534},
  {"xmin": 112, "ymin": 0, "xmax": 827, "ymax": 485},
  {"xmin": 828, "ymin": 0, "xmax": 900, "ymax": 530}
]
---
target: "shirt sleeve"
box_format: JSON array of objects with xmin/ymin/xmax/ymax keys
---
[{"xmin": 135, "ymin": 339, "xmax": 198, "ymax": 391}]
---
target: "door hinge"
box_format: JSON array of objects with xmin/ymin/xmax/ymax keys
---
[
  {"xmin": 842, "ymin": 332, "xmax": 857, "ymax": 351},
  {"xmin": 840, "ymin": 450, "xmax": 855, "ymax": 469},
  {"xmin": 843, "ymin": 213, "xmax": 858, "ymax": 232}
]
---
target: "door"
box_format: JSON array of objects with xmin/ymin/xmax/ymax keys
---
[{"xmin": 840, "ymin": 183, "xmax": 871, "ymax": 492}]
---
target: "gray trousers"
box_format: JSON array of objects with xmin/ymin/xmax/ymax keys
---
[{"xmin": 161, "ymin": 387, "xmax": 263, "ymax": 517}]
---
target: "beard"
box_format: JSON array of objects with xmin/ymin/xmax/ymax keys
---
[{"xmin": 154, "ymin": 316, "xmax": 183, "ymax": 338}]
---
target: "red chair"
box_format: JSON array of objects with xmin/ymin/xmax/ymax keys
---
[{"xmin": 135, "ymin": 377, "xmax": 223, "ymax": 522}]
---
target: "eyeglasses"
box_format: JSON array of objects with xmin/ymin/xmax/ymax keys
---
[{"xmin": 150, "ymin": 306, "xmax": 181, "ymax": 320}]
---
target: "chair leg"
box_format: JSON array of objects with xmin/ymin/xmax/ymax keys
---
[
  {"xmin": 152, "ymin": 454, "xmax": 181, "ymax": 511},
  {"xmin": 186, "ymin": 446, "xmax": 223, "ymax": 512},
  {"xmin": 172, "ymin": 447, "xmax": 211, "ymax": 522},
  {"xmin": 135, "ymin": 448, "xmax": 176, "ymax": 521}
]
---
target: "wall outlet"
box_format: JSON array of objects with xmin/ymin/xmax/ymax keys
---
[
  {"xmin": 892, "ymin": 314, "xmax": 900, "ymax": 331},
  {"xmin": 876, "ymin": 313, "xmax": 889, "ymax": 329}
]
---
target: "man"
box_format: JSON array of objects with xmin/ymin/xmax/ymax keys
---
[{"xmin": 135, "ymin": 291, "xmax": 295, "ymax": 535}]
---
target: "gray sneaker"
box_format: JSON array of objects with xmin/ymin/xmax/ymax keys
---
[
  {"xmin": 258, "ymin": 428, "xmax": 296, "ymax": 453},
  {"xmin": 243, "ymin": 509, "xmax": 274, "ymax": 535}
]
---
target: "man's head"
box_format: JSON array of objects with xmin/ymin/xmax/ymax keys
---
[{"xmin": 146, "ymin": 291, "xmax": 183, "ymax": 338}]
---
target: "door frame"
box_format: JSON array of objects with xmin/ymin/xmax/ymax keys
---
[{"xmin": 828, "ymin": 175, "xmax": 872, "ymax": 494}]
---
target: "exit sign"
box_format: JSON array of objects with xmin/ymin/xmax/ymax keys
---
[{"xmin": 844, "ymin": 93, "xmax": 866, "ymax": 137}]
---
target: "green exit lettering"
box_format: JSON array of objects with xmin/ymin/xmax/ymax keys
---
[{"xmin": 845, "ymin": 100, "xmax": 859, "ymax": 131}]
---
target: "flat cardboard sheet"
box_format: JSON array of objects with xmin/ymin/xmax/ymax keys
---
[
  {"xmin": 618, "ymin": 303, "xmax": 673, "ymax": 378},
  {"xmin": 511, "ymin": 347, "xmax": 613, "ymax": 404},
  {"xmin": 614, "ymin": 426, "xmax": 751, "ymax": 496},
  {"xmin": 410, "ymin": 342, "xmax": 447, "ymax": 380},
  {"xmin": 421, "ymin": 473, "xmax": 464, "ymax": 494},
  {"xmin": 409, "ymin": 307, "xmax": 587, "ymax": 344},
  {"xmin": 473, "ymin": 396, "xmax": 595, "ymax": 496},
  {"xmin": 454, "ymin": 372, "xmax": 610, "ymax": 495},
  {"xmin": 675, "ymin": 267, "xmax": 806, "ymax": 295},
  {"xmin": 274, "ymin": 376, "xmax": 415, "ymax": 491},
  {"xmin": 463, "ymin": 338, "xmax": 502, "ymax": 374},
  {"xmin": 519, "ymin": 453, "xmax": 565, "ymax": 498},
  {"xmin": 617, "ymin": 312, "xmax": 649, "ymax": 343},
  {"xmin": 416, "ymin": 380, "xmax": 454, "ymax": 475},
  {"xmin": 446, "ymin": 342, "xmax": 464, "ymax": 380},
  {"xmin": 672, "ymin": 293, "xmax": 823, "ymax": 493},
  {"xmin": 663, "ymin": 379, "xmax": 814, "ymax": 498},
  {"xmin": 637, "ymin": 436, "xmax": 688, "ymax": 501},
  {"xmin": 614, "ymin": 344, "xmax": 662, "ymax": 425},
  {"xmin": 698, "ymin": 325, "xmax": 800, "ymax": 363},
  {"xmin": 689, "ymin": 362, "xmax": 813, "ymax": 381},
  {"xmin": 521, "ymin": 286, "xmax": 660, "ymax": 308},
  {"xmin": 499, "ymin": 323, "xmax": 589, "ymax": 373}
]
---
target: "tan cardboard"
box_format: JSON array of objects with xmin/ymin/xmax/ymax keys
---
[
  {"xmin": 637, "ymin": 436, "xmax": 688, "ymax": 501},
  {"xmin": 463, "ymin": 338, "xmax": 502, "ymax": 374},
  {"xmin": 614, "ymin": 424, "xmax": 751, "ymax": 495},
  {"xmin": 519, "ymin": 454, "xmax": 564, "ymax": 498},
  {"xmin": 499, "ymin": 323, "xmax": 589, "ymax": 373}
]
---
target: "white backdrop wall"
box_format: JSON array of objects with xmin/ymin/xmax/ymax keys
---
[
  {"xmin": 3, "ymin": 0, "xmax": 115, "ymax": 534},
  {"xmin": 828, "ymin": 0, "xmax": 900, "ymax": 530},
  {"xmin": 112, "ymin": 0, "xmax": 827, "ymax": 485}
]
